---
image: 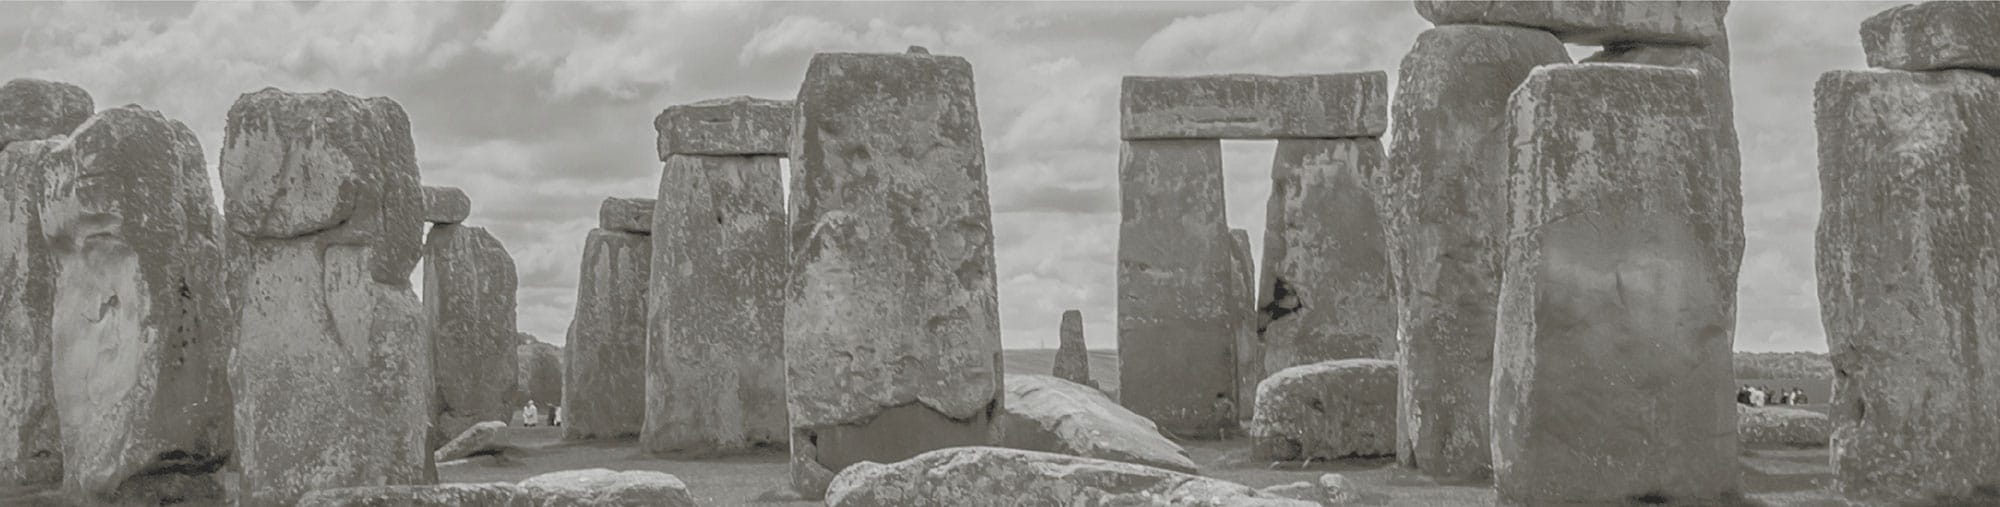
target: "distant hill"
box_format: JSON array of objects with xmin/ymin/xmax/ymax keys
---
[{"xmin": 1735, "ymin": 351, "xmax": 1832, "ymax": 380}]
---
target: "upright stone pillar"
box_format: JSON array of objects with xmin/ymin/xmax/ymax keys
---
[
  {"xmin": 1492, "ymin": 65, "xmax": 1737, "ymax": 506},
  {"xmin": 646, "ymin": 97, "xmax": 789, "ymax": 456},
  {"xmin": 1052, "ymin": 310, "xmax": 1091, "ymax": 387},
  {"xmin": 1258, "ymin": 138, "xmax": 1394, "ymax": 372},
  {"xmin": 1384, "ymin": 24, "xmax": 1569, "ymax": 480},
  {"xmin": 786, "ymin": 48, "xmax": 1002, "ymax": 499},
  {"xmin": 1117, "ymin": 138, "xmax": 1231, "ymax": 435},
  {"xmin": 0, "ymin": 78, "xmax": 87, "ymax": 487},
  {"xmin": 223, "ymin": 89, "xmax": 433, "ymax": 507},
  {"xmin": 1227, "ymin": 228, "xmax": 1258, "ymax": 420},
  {"xmin": 563, "ymin": 197, "xmax": 652, "ymax": 440},
  {"xmin": 424, "ymin": 215, "xmax": 521, "ymax": 439}
]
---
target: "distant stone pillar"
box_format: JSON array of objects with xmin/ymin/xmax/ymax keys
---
[
  {"xmin": 1052, "ymin": 310, "xmax": 1090, "ymax": 386},
  {"xmin": 223, "ymin": 89, "xmax": 433, "ymax": 507},
  {"xmin": 786, "ymin": 48, "xmax": 1002, "ymax": 500},
  {"xmin": 515, "ymin": 336, "xmax": 562, "ymax": 423},
  {"xmin": 0, "ymin": 78, "xmax": 87, "ymax": 487},
  {"xmin": 1227, "ymin": 228, "xmax": 1257, "ymax": 421},
  {"xmin": 562, "ymin": 198, "xmax": 653, "ymax": 440},
  {"xmin": 1257, "ymin": 138, "xmax": 1394, "ymax": 372},
  {"xmin": 645, "ymin": 97, "xmax": 789, "ymax": 457},
  {"xmin": 1491, "ymin": 64, "xmax": 1737, "ymax": 506},
  {"xmin": 423, "ymin": 198, "xmax": 521, "ymax": 439},
  {"xmin": 1817, "ymin": 3, "xmax": 2000, "ymax": 502}
]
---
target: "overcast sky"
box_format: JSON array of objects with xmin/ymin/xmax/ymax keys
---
[{"xmin": 0, "ymin": 1, "xmax": 1898, "ymax": 352}]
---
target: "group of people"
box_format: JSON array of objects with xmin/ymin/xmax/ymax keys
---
[
  {"xmin": 1736, "ymin": 385, "xmax": 1810, "ymax": 407},
  {"xmin": 521, "ymin": 400, "xmax": 563, "ymax": 427}
]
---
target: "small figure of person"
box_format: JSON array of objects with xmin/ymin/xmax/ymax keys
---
[
  {"xmin": 1211, "ymin": 392, "xmax": 1236, "ymax": 440},
  {"xmin": 1736, "ymin": 386, "xmax": 1752, "ymax": 406},
  {"xmin": 1748, "ymin": 387, "xmax": 1766, "ymax": 407},
  {"xmin": 552, "ymin": 404, "xmax": 564, "ymax": 427},
  {"xmin": 1794, "ymin": 389, "xmax": 1809, "ymax": 405},
  {"xmin": 523, "ymin": 400, "xmax": 540, "ymax": 427}
]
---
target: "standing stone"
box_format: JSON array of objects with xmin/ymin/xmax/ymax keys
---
[
  {"xmin": 1258, "ymin": 138, "xmax": 1394, "ymax": 374},
  {"xmin": 564, "ymin": 200, "xmax": 652, "ymax": 441},
  {"xmin": 646, "ymin": 114, "xmax": 787, "ymax": 455},
  {"xmin": 1052, "ymin": 310, "xmax": 1091, "ymax": 386},
  {"xmin": 1117, "ymin": 138, "xmax": 1234, "ymax": 437},
  {"xmin": 1859, "ymin": 1, "xmax": 2000, "ymax": 73},
  {"xmin": 1251, "ymin": 359, "xmax": 1397, "ymax": 461},
  {"xmin": 786, "ymin": 49, "xmax": 1002, "ymax": 499},
  {"xmin": 422, "ymin": 186, "xmax": 469, "ymax": 224},
  {"xmin": 0, "ymin": 78, "xmax": 86, "ymax": 487},
  {"xmin": 1414, "ymin": 0, "xmax": 1728, "ymax": 47},
  {"xmin": 222, "ymin": 89, "xmax": 432, "ymax": 507},
  {"xmin": 515, "ymin": 336, "xmax": 562, "ymax": 422},
  {"xmin": 1228, "ymin": 228, "xmax": 1258, "ymax": 421},
  {"xmin": 425, "ymin": 223, "xmax": 521, "ymax": 439},
  {"xmin": 0, "ymin": 78, "xmax": 92, "ymax": 147},
  {"xmin": 1815, "ymin": 68, "xmax": 2000, "ymax": 504},
  {"xmin": 1383, "ymin": 25, "xmax": 1568, "ymax": 480},
  {"xmin": 1492, "ymin": 64, "xmax": 1736, "ymax": 506}
]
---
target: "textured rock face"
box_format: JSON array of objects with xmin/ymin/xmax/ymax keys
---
[
  {"xmin": 1492, "ymin": 65, "xmax": 1737, "ymax": 506},
  {"xmin": 996, "ymin": 374, "xmax": 1194, "ymax": 473},
  {"xmin": 1384, "ymin": 25, "xmax": 1568, "ymax": 480},
  {"xmin": 1815, "ymin": 69, "xmax": 2000, "ymax": 504},
  {"xmin": 1415, "ymin": 0, "xmax": 1728, "ymax": 47},
  {"xmin": 1258, "ymin": 138, "xmax": 1394, "ymax": 375},
  {"xmin": 517, "ymin": 469, "xmax": 696, "ymax": 507},
  {"xmin": 596, "ymin": 197, "xmax": 654, "ymax": 234},
  {"xmin": 1737, "ymin": 405, "xmax": 1829, "ymax": 447},
  {"xmin": 1251, "ymin": 359, "xmax": 1396, "ymax": 460},
  {"xmin": 1052, "ymin": 310, "xmax": 1090, "ymax": 386},
  {"xmin": 1118, "ymin": 139, "xmax": 1235, "ymax": 437},
  {"xmin": 425, "ymin": 224, "xmax": 522, "ymax": 439},
  {"xmin": 0, "ymin": 119, "xmax": 68, "ymax": 488},
  {"xmin": 786, "ymin": 50, "xmax": 1003, "ymax": 499},
  {"xmin": 1228, "ymin": 228, "xmax": 1258, "ymax": 421},
  {"xmin": 421, "ymin": 185, "xmax": 469, "ymax": 224},
  {"xmin": 564, "ymin": 228, "xmax": 649, "ymax": 441},
  {"xmin": 298, "ymin": 483, "xmax": 530, "ymax": 507},
  {"xmin": 434, "ymin": 421, "xmax": 506, "ymax": 462},
  {"xmin": 646, "ymin": 154, "xmax": 786, "ymax": 455},
  {"xmin": 0, "ymin": 79, "xmax": 90, "ymax": 148},
  {"xmin": 515, "ymin": 338, "xmax": 563, "ymax": 417},
  {"xmin": 654, "ymin": 96, "xmax": 793, "ymax": 158},
  {"xmin": 1120, "ymin": 73, "xmax": 1388, "ymax": 140},
  {"xmin": 824, "ymin": 447, "xmax": 1312, "ymax": 507},
  {"xmin": 222, "ymin": 88, "xmax": 433, "ymax": 507},
  {"xmin": 1860, "ymin": 1, "xmax": 2000, "ymax": 72},
  {"xmin": 35, "ymin": 106, "xmax": 232, "ymax": 503}
]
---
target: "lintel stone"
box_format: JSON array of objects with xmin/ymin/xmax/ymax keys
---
[
  {"xmin": 423, "ymin": 186, "xmax": 470, "ymax": 224},
  {"xmin": 598, "ymin": 197, "xmax": 655, "ymax": 234},
  {"xmin": 1120, "ymin": 72, "xmax": 1388, "ymax": 140},
  {"xmin": 1860, "ymin": 1, "xmax": 2000, "ymax": 73},
  {"xmin": 654, "ymin": 96, "xmax": 793, "ymax": 159}
]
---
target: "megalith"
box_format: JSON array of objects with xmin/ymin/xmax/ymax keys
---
[
  {"xmin": 1816, "ymin": 68, "xmax": 2000, "ymax": 503},
  {"xmin": 1116, "ymin": 138, "xmax": 1232, "ymax": 436},
  {"xmin": 1414, "ymin": 0, "xmax": 1728, "ymax": 47},
  {"xmin": 0, "ymin": 78, "xmax": 85, "ymax": 487},
  {"xmin": 786, "ymin": 48, "xmax": 1002, "ymax": 499},
  {"xmin": 645, "ymin": 97, "xmax": 788, "ymax": 456},
  {"xmin": 1383, "ymin": 24, "xmax": 1568, "ymax": 480},
  {"xmin": 1251, "ymin": 359, "xmax": 1397, "ymax": 461},
  {"xmin": 222, "ymin": 88, "xmax": 433, "ymax": 507},
  {"xmin": 422, "ymin": 186, "xmax": 469, "ymax": 224},
  {"xmin": 425, "ymin": 220, "xmax": 521, "ymax": 439},
  {"xmin": 562, "ymin": 198, "xmax": 653, "ymax": 441},
  {"xmin": 1859, "ymin": 1, "xmax": 2000, "ymax": 73},
  {"xmin": 1257, "ymin": 138, "xmax": 1394, "ymax": 372},
  {"xmin": 1227, "ymin": 228, "xmax": 1258, "ymax": 420},
  {"xmin": 1491, "ymin": 64, "xmax": 1737, "ymax": 506},
  {"xmin": 1053, "ymin": 310, "xmax": 1091, "ymax": 387}
]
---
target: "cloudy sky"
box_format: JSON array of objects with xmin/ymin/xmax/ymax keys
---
[{"xmin": 0, "ymin": 1, "xmax": 1896, "ymax": 352}]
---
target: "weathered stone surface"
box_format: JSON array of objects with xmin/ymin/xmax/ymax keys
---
[
  {"xmin": 564, "ymin": 229, "xmax": 649, "ymax": 441},
  {"xmin": 426, "ymin": 223, "xmax": 522, "ymax": 439},
  {"xmin": 0, "ymin": 79, "xmax": 90, "ymax": 148},
  {"xmin": 1383, "ymin": 25, "xmax": 1568, "ymax": 480},
  {"xmin": 0, "ymin": 139, "xmax": 62, "ymax": 487},
  {"xmin": 517, "ymin": 469, "xmax": 696, "ymax": 507},
  {"xmin": 1815, "ymin": 68, "xmax": 2000, "ymax": 504},
  {"xmin": 516, "ymin": 337, "xmax": 563, "ymax": 423},
  {"xmin": 1251, "ymin": 359, "xmax": 1396, "ymax": 461},
  {"xmin": 1258, "ymin": 474, "xmax": 1361, "ymax": 505},
  {"xmin": 1415, "ymin": 0, "xmax": 1728, "ymax": 47},
  {"xmin": 596, "ymin": 197, "xmax": 654, "ymax": 234},
  {"xmin": 35, "ymin": 106, "xmax": 232, "ymax": 503},
  {"xmin": 1117, "ymin": 139, "xmax": 1235, "ymax": 437},
  {"xmin": 1492, "ymin": 64, "xmax": 1737, "ymax": 506},
  {"xmin": 434, "ymin": 421, "xmax": 506, "ymax": 462},
  {"xmin": 786, "ymin": 50, "xmax": 1002, "ymax": 499},
  {"xmin": 222, "ymin": 88, "xmax": 433, "ymax": 507},
  {"xmin": 1737, "ymin": 405, "xmax": 1828, "ymax": 447},
  {"xmin": 1860, "ymin": 1, "xmax": 2000, "ymax": 72},
  {"xmin": 825, "ymin": 447, "xmax": 1312, "ymax": 507},
  {"xmin": 1228, "ymin": 228, "xmax": 1258, "ymax": 421},
  {"xmin": 298, "ymin": 483, "xmax": 530, "ymax": 507},
  {"xmin": 1258, "ymin": 138, "xmax": 1395, "ymax": 376},
  {"xmin": 1120, "ymin": 73, "xmax": 1387, "ymax": 140},
  {"xmin": 644, "ymin": 155, "xmax": 785, "ymax": 454},
  {"xmin": 654, "ymin": 96, "xmax": 793, "ymax": 158},
  {"xmin": 421, "ymin": 185, "xmax": 469, "ymax": 224},
  {"xmin": 996, "ymin": 374, "xmax": 1194, "ymax": 473},
  {"xmin": 1052, "ymin": 310, "xmax": 1091, "ymax": 386}
]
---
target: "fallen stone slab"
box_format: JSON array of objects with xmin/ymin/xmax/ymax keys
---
[
  {"xmin": 422, "ymin": 185, "xmax": 470, "ymax": 224},
  {"xmin": 825, "ymin": 447, "xmax": 1313, "ymax": 507},
  {"xmin": 517, "ymin": 469, "xmax": 696, "ymax": 507},
  {"xmin": 434, "ymin": 421, "xmax": 507, "ymax": 462},
  {"xmin": 1052, "ymin": 311, "xmax": 1091, "ymax": 386},
  {"xmin": 654, "ymin": 96, "xmax": 792, "ymax": 158},
  {"xmin": 298, "ymin": 483, "xmax": 530, "ymax": 507},
  {"xmin": 0, "ymin": 78, "xmax": 91, "ymax": 148},
  {"xmin": 1120, "ymin": 72, "xmax": 1387, "ymax": 140},
  {"xmin": 1259, "ymin": 473, "xmax": 1361, "ymax": 505},
  {"xmin": 996, "ymin": 374, "xmax": 1194, "ymax": 473},
  {"xmin": 596, "ymin": 197, "xmax": 654, "ymax": 234},
  {"xmin": 1737, "ymin": 406, "xmax": 1828, "ymax": 447},
  {"xmin": 426, "ymin": 223, "xmax": 522, "ymax": 439},
  {"xmin": 565, "ymin": 228, "xmax": 650, "ymax": 441},
  {"xmin": 1258, "ymin": 138, "xmax": 1395, "ymax": 373},
  {"xmin": 1860, "ymin": 1, "xmax": 2000, "ymax": 72},
  {"xmin": 1251, "ymin": 359, "xmax": 1396, "ymax": 461},
  {"xmin": 1415, "ymin": 0, "xmax": 1728, "ymax": 47},
  {"xmin": 0, "ymin": 137, "xmax": 63, "ymax": 486},
  {"xmin": 1117, "ymin": 139, "xmax": 1236, "ymax": 437}
]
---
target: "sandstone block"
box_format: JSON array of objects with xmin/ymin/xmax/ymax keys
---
[
  {"xmin": 1120, "ymin": 73, "xmax": 1386, "ymax": 140},
  {"xmin": 425, "ymin": 224, "xmax": 522, "ymax": 439},
  {"xmin": 1383, "ymin": 25, "xmax": 1568, "ymax": 480},
  {"xmin": 222, "ymin": 89, "xmax": 433, "ymax": 507},
  {"xmin": 1860, "ymin": 1, "xmax": 2000, "ymax": 72},
  {"xmin": 563, "ymin": 229, "xmax": 650, "ymax": 441},
  {"xmin": 785, "ymin": 50, "xmax": 1002, "ymax": 499},
  {"xmin": 1815, "ymin": 68, "xmax": 2000, "ymax": 504},
  {"xmin": 1737, "ymin": 405, "xmax": 1828, "ymax": 447},
  {"xmin": 0, "ymin": 139, "xmax": 62, "ymax": 486},
  {"xmin": 1053, "ymin": 310, "xmax": 1091, "ymax": 386},
  {"xmin": 298, "ymin": 483, "xmax": 530, "ymax": 507},
  {"xmin": 434, "ymin": 421, "xmax": 506, "ymax": 462},
  {"xmin": 517, "ymin": 469, "xmax": 696, "ymax": 507},
  {"xmin": 654, "ymin": 96, "xmax": 792, "ymax": 158},
  {"xmin": 1117, "ymin": 139, "xmax": 1236, "ymax": 436},
  {"xmin": 1258, "ymin": 138, "xmax": 1395, "ymax": 375},
  {"xmin": 1228, "ymin": 228, "xmax": 1258, "ymax": 421},
  {"xmin": 1250, "ymin": 359, "xmax": 1396, "ymax": 461},
  {"xmin": 421, "ymin": 185, "xmax": 469, "ymax": 224},
  {"xmin": 644, "ymin": 155, "xmax": 786, "ymax": 454},
  {"xmin": 1415, "ymin": 0, "xmax": 1728, "ymax": 47},
  {"xmin": 0, "ymin": 78, "xmax": 91, "ymax": 148},
  {"xmin": 1492, "ymin": 64, "xmax": 1737, "ymax": 506},
  {"xmin": 596, "ymin": 197, "xmax": 654, "ymax": 234},
  {"xmin": 996, "ymin": 374, "xmax": 1194, "ymax": 473},
  {"xmin": 824, "ymin": 447, "xmax": 1312, "ymax": 507}
]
